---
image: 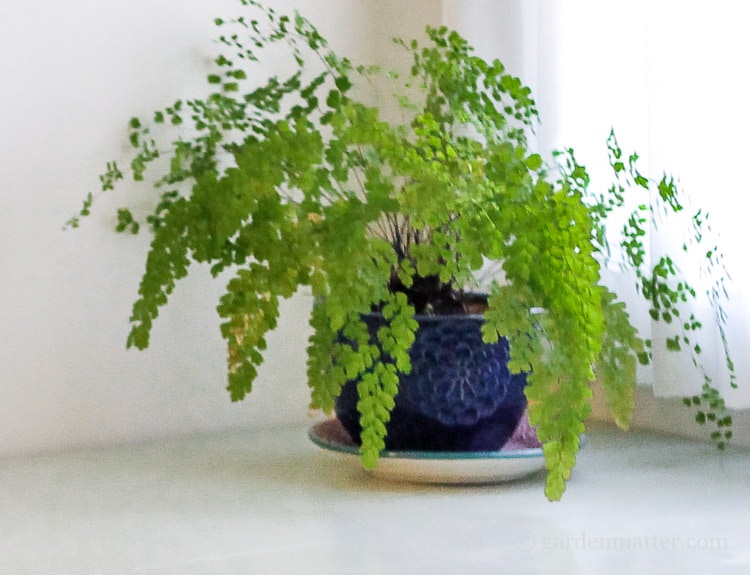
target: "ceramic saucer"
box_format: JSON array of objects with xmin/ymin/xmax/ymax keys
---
[{"xmin": 308, "ymin": 418, "xmax": 551, "ymax": 484}]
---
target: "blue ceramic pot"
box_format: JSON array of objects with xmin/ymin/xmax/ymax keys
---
[{"xmin": 335, "ymin": 312, "xmax": 528, "ymax": 452}]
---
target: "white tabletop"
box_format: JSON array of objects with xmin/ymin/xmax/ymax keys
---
[{"xmin": 2, "ymin": 421, "xmax": 749, "ymax": 574}]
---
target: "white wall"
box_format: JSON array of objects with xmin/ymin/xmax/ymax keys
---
[
  {"xmin": 0, "ymin": 0, "xmax": 395, "ymax": 456},
  {"xmin": 442, "ymin": 0, "xmax": 537, "ymax": 85}
]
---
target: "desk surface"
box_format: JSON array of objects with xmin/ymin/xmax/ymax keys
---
[{"xmin": 2, "ymin": 421, "xmax": 749, "ymax": 574}]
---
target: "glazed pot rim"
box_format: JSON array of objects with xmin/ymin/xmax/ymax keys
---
[
  {"xmin": 313, "ymin": 295, "xmax": 544, "ymax": 322},
  {"xmin": 361, "ymin": 310, "xmax": 487, "ymax": 322},
  {"xmin": 361, "ymin": 306, "xmax": 545, "ymax": 322}
]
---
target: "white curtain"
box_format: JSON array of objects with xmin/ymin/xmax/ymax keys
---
[
  {"xmin": 642, "ymin": 1, "xmax": 750, "ymax": 408},
  {"xmin": 444, "ymin": 0, "xmax": 750, "ymax": 407}
]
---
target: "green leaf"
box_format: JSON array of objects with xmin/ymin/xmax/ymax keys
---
[
  {"xmin": 334, "ymin": 75, "xmax": 352, "ymax": 92},
  {"xmin": 115, "ymin": 208, "xmax": 139, "ymax": 234},
  {"xmin": 525, "ymin": 153, "xmax": 543, "ymax": 171}
]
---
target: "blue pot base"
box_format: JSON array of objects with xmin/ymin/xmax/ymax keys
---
[
  {"xmin": 334, "ymin": 313, "xmax": 529, "ymax": 452},
  {"xmin": 336, "ymin": 396, "xmax": 527, "ymax": 452}
]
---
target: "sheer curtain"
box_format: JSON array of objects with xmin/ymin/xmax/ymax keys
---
[
  {"xmin": 443, "ymin": 0, "xmax": 750, "ymax": 407},
  {"xmin": 642, "ymin": 1, "xmax": 750, "ymax": 408}
]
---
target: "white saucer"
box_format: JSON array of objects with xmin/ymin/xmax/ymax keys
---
[{"xmin": 308, "ymin": 419, "xmax": 548, "ymax": 484}]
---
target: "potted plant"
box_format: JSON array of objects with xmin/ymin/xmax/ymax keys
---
[{"xmin": 69, "ymin": 0, "xmax": 734, "ymax": 500}]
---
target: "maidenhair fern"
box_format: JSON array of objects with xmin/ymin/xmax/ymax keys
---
[{"xmin": 71, "ymin": 0, "xmax": 734, "ymax": 500}]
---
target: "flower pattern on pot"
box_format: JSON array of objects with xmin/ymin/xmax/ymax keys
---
[{"xmin": 400, "ymin": 319, "xmax": 513, "ymax": 426}]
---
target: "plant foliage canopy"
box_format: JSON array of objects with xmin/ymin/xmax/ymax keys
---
[{"xmin": 71, "ymin": 0, "xmax": 734, "ymax": 500}]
